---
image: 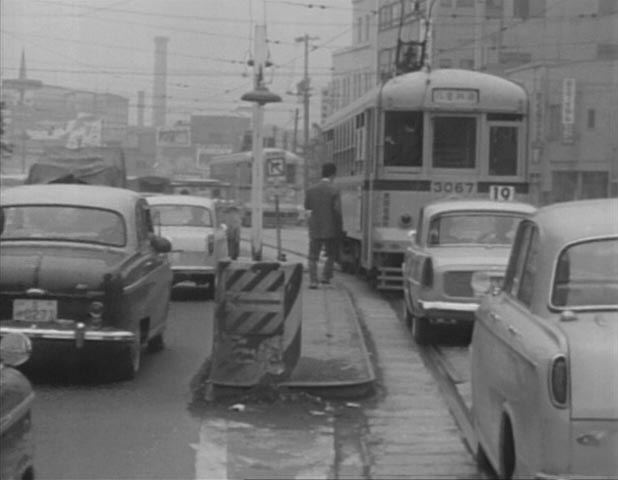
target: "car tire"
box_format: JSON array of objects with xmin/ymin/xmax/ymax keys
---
[
  {"xmin": 475, "ymin": 440, "xmax": 493, "ymax": 473},
  {"xmin": 147, "ymin": 331, "xmax": 165, "ymax": 353},
  {"xmin": 117, "ymin": 331, "xmax": 141, "ymax": 380},
  {"xmin": 411, "ymin": 316, "xmax": 431, "ymax": 345}
]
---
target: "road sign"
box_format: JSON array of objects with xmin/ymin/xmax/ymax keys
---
[{"xmin": 266, "ymin": 156, "xmax": 286, "ymax": 178}]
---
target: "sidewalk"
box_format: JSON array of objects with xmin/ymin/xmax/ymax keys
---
[{"xmin": 251, "ymin": 231, "xmax": 479, "ymax": 478}]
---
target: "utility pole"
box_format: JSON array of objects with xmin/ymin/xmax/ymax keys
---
[{"xmin": 295, "ymin": 34, "xmax": 318, "ymax": 191}]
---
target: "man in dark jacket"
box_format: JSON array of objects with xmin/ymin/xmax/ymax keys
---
[{"xmin": 304, "ymin": 162, "xmax": 342, "ymax": 289}]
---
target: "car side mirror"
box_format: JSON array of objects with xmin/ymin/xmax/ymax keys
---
[{"xmin": 151, "ymin": 235, "xmax": 172, "ymax": 253}]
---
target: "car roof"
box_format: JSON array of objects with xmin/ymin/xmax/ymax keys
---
[
  {"xmin": 532, "ymin": 198, "xmax": 618, "ymax": 243},
  {"xmin": 145, "ymin": 194, "xmax": 217, "ymax": 208},
  {"xmin": 423, "ymin": 199, "xmax": 537, "ymax": 216},
  {"xmin": 0, "ymin": 184, "xmax": 140, "ymax": 211}
]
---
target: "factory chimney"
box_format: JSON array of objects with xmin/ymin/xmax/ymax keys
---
[
  {"xmin": 137, "ymin": 90, "xmax": 145, "ymax": 128},
  {"xmin": 152, "ymin": 36, "xmax": 169, "ymax": 128}
]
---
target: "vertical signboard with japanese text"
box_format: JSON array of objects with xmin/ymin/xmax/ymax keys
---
[{"xmin": 561, "ymin": 78, "xmax": 576, "ymax": 145}]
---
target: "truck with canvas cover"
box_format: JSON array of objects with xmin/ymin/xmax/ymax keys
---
[{"xmin": 26, "ymin": 146, "xmax": 127, "ymax": 188}]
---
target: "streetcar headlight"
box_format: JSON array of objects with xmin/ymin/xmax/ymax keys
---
[{"xmin": 471, "ymin": 271, "xmax": 491, "ymax": 296}]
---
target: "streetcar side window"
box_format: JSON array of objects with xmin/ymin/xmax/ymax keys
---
[
  {"xmin": 384, "ymin": 111, "xmax": 423, "ymax": 167},
  {"xmin": 432, "ymin": 116, "xmax": 476, "ymax": 168},
  {"xmin": 489, "ymin": 125, "xmax": 518, "ymax": 175}
]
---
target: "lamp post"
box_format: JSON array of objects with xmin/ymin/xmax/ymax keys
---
[{"xmin": 241, "ymin": 25, "xmax": 281, "ymax": 261}]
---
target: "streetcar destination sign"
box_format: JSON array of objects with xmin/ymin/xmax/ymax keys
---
[{"xmin": 432, "ymin": 88, "xmax": 479, "ymax": 105}]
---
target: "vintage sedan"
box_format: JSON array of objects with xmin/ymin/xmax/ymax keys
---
[
  {"xmin": 0, "ymin": 185, "xmax": 173, "ymax": 380},
  {"xmin": 146, "ymin": 195, "xmax": 228, "ymax": 298},
  {"xmin": 1, "ymin": 333, "xmax": 34, "ymax": 480},
  {"xmin": 471, "ymin": 198, "xmax": 618, "ymax": 479},
  {"xmin": 402, "ymin": 199, "xmax": 536, "ymax": 344}
]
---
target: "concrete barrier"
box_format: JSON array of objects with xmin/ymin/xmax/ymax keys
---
[{"xmin": 209, "ymin": 259, "xmax": 303, "ymax": 387}]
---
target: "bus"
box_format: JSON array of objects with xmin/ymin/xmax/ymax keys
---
[
  {"xmin": 321, "ymin": 68, "xmax": 532, "ymax": 291},
  {"xmin": 209, "ymin": 148, "xmax": 305, "ymax": 227}
]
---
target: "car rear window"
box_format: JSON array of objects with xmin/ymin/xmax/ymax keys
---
[
  {"xmin": 427, "ymin": 213, "xmax": 523, "ymax": 246},
  {"xmin": 150, "ymin": 205, "xmax": 213, "ymax": 227},
  {"xmin": 1, "ymin": 205, "xmax": 126, "ymax": 247},
  {"xmin": 552, "ymin": 238, "xmax": 618, "ymax": 309}
]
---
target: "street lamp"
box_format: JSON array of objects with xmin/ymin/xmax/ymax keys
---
[{"xmin": 241, "ymin": 26, "xmax": 282, "ymax": 261}]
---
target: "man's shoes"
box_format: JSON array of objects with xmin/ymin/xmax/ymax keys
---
[{"xmin": 309, "ymin": 282, "xmax": 318, "ymax": 289}]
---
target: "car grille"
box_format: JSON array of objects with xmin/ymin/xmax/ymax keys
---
[
  {"xmin": 444, "ymin": 271, "xmax": 474, "ymax": 297},
  {"xmin": 444, "ymin": 271, "xmax": 504, "ymax": 298},
  {"xmin": 171, "ymin": 251, "xmax": 206, "ymax": 267}
]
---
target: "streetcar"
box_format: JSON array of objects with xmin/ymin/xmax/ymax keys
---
[
  {"xmin": 322, "ymin": 68, "xmax": 532, "ymax": 291},
  {"xmin": 209, "ymin": 148, "xmax": 305, "ymax": 227}
]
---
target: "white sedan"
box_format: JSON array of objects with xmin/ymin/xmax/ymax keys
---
[{"xmin": 147, "ymin": 195, "xmax": 228, "ymax": 298}]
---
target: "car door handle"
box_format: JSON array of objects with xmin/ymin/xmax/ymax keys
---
[
  {"xmin": 507, "ymin": 325, "xmax": 519, "ymax": 336},
  {"xmin": 144, "ymin": 259, "xmax": 156, "ymax": 269},
  {"xmin": 489, "ymin": 312, "xmax": 500, "ymax": 322}
]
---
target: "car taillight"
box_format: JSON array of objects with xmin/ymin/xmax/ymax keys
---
[
  {"xmin": 207, "ymin": 234, "xmax": 215, "ymax": 255},
  {"xmin": 421, "ymin": 258, "xmax": 433, "ymax": 288},
  {"xmin": 549, "ymin": 355, "xmax": 568, "ymax": 407}
]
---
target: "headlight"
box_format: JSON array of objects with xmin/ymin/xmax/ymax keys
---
[{"xmin": 471, "ymin": 271, "xmax": 491, "ymax": 296}]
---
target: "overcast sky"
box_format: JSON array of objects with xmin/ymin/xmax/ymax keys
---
[{"xmin": 1, "ymin": 0, "xmax": 354, "ymax": 127}]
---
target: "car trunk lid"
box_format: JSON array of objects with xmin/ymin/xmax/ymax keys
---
[{"xmin": 561, "ymin": 311, "xmax": 618, "ymax": 419}]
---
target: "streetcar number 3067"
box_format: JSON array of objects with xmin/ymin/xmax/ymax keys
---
[{"xmin": 432, "ymin": 182, "xmax": 475, "ymax": 194}]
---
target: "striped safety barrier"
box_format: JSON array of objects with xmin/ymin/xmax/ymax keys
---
[{"xmin": 209, "ymin": 259, "xmax": 303, "ymax": 387}]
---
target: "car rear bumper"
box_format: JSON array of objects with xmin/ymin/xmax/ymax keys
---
[
  {"xmin": 1, "ymin": 323, "xmax": 134, "ymax": 348},
  {"xmin": 418, "ymin": 300, "xmax": 479, "ymax": 321}
]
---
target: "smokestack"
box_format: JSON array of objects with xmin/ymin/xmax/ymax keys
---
[
  {"xmin": 137, "ymin": 90, "xmax": 145, "ymax": 127},
  {"xmin": 153, "ymin": 36, "xmax": 169, "ymax": 128}
]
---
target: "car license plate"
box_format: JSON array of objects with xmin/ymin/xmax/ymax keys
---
[{"xmin": 13, "ymin": 299, "xmax": 58, "ymax": 322}]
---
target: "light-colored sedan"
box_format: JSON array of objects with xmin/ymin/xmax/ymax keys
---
[
  {"xmin": 147, "ymin": 195, "xmax": 228, "ymax": 298},
  {"xmin": 402, "ymin": 199, "xmax": 536, "ymax": 344},
  {"xmin": 471, "ymin": 198, "xmax": 618, "ymax": 479}
]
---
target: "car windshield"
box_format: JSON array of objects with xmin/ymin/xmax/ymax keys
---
[
  {"xmin": 1, "ymin": 205, "xmax": 126, "ymax": 247},
  {"xmin": 427, "ymin": 213, "xmax": 522, "ymax": 246},
  {"xmin": 552, "ymin": 238, "xmax": 618, "ymax": 309},
  {"xmin": 150, "ymin": 204, "xmax": 212, "ymax": 227}
]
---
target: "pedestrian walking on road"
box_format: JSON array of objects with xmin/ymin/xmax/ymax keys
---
[{"xmin": 304, "ymin": 162, "xmax": 342, "ymax": 289}]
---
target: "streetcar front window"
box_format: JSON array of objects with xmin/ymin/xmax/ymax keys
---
[
  {"xmin": 489, "ymin": 125, "xmax": 518, "ymax": 175},
  {"xmin": 384, "ymin": 111, "xmax": 423, "ymax": 167},
  {"xmin": 432, "ymin": 117, "xmax": 476, "ymax": 169}
]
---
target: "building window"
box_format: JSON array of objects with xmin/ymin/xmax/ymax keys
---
[
  {"xmin": 438, "ymin": 58, "xmax": 453, "ymax": 68},
  {"xmin": 597, "ymin": 43, "xmax": 618, "ymax": 59},
  {"xmin": 365, "ymin": 14, "xmax": 371, "ymax": 41},
  {"xmin": 440, "ymin": 0, "xmax": 453, "ymax": 7},
  {"xmin": 548, "ymin": 104, "xmax": 561, "ymax": 140},
  {"xmin": 486, "ymin": 0, "xmax": 504, "ymax": 18},
  {"xmin": 456, "ymin": 0, "xmax": 474, "ymax": 7},
  {"xmin": 357, "ymin": 17, "xmax": 363, "ymax": 43},
  {"xmin": 599, "ymin": 0, "xmax": 618, "ymax": 15},
  {"xmin": 460, "ymin": 58, "xmax": 474, "ymax": 69},
  {"xmin": 513, "ymin": 0, "xmax": 546, "ymax": 18},
  {"xmin": 587, "ymin": 109, "xmax": 596, "ymax": 129}
]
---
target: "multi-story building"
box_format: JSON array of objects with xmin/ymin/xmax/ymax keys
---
[{"xmin": 325, "ymin": 0, "xmax": 618, "ymax": 202}]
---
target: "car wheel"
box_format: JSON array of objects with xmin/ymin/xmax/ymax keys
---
[
  {"xmin": 205, "ymin": 275, "xmax": 216, "ymax": 300},
  {"xmin": 411, "ymin": 316, "xmax": 432, "ymax": 345},
  {"xmin": 475, "ymin": 440, "xmax": 493, "ymax": 473},
  {"xmin": 117, "ymin": 330, "xmax": 141, "ymax": 380},
  {"xmin": 147, "ymin": 331, "xmax": 165, "ymax": 353}
]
